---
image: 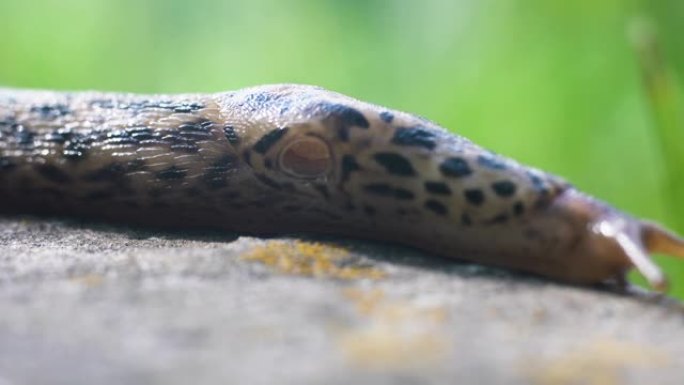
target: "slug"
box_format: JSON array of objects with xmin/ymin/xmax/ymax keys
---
[{"xmin": 1, "ymin": 84, "xmax": 683, "ymax": 291}]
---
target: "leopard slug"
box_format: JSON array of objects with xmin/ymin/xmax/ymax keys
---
[{"xmin": 1, "ymin": 84, "xmax": 683, "ymax": 291}]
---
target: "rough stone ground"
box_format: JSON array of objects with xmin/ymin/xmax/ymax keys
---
[{"xmin": 0, "ymin": 216, "xmax": 683, "ymax": 385}]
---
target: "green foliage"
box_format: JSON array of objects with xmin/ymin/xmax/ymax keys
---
[{"xmin": 1, "ymin": 0, "xmax": 683, "ymax": 296}]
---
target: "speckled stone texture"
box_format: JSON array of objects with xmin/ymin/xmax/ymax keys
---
[{"xmin": 0, "ymin": 216, "xmax": 683, "ymax": 385}]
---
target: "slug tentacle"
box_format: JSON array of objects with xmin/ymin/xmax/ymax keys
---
[
  {"xmin": 592, "ymin": 216, "xmax": 668, "ymax": 292},
  {"xmin": 642, "ymin": 221, "xmax": 684, "ymax": 258},
  {"xmin": 1, "ymin": 84, "xmax": 683, "ymax": 292}
]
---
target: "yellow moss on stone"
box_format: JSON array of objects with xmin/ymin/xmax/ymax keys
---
[
  {"xmin": 527, "ymin": 338, "xmax": 671, "ymax": 385},
  {"xmin": 241, "ymin": 240, "xmax": 385, "ymax": 280},
  {"xmin": 337, "ymin": 288, "xmax": 450, "ymax": 370}
]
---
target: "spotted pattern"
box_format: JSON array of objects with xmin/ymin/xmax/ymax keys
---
[
  {"xmin": 363, "ymin": 183, "xmax": 415, "ymax": 200},
  {"xmin": 253, "ymin": 127, "xmax": 288, "ymax": 154},
  {"xmin": 341, "ymin": 155, "xmax": 361, "ymax": 182},
  {"xmin": 8, "ymin": 84, "xmax": 655, "ymax": 291},
  {"xmin": 391, "ymin": 126, "xmax": 437, "ymax": 150},
  {"xmin": 424, "ymin": 181, "xmax": 451, "ymax": 195},
  {"xmin": 424, "ymin": 199, "xmax": 448, "ymax": 216},
  {"xmin": 464, "ymin": 189, "xmax": 485, "ymax": 206},
  {"xmin": 0, "ymin": 85, "xmax": 567, "ymax": 233},
  {"xmin": 440, "ymin": 157, "xmax": 472, "ymax": 178},
  {"xmin": 313, "ymin": 102, "xmax": 369, "ymax": 141},
  {"xmin": 373, "ymin": 153, "xmax": 416, "ymax": 176},
  {"xmin": 492, "ymin": 180, "xmax": 516, "ymax": 197}
]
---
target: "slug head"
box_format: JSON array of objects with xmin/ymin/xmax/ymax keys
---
[{"xmin": 542, "ymin": 189, "xmax": 684, "ymax": 292}]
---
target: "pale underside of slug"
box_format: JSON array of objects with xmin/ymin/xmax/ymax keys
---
[{"xmin": 1, "ymin": 84, "xmax": 683, "ymax": 291}]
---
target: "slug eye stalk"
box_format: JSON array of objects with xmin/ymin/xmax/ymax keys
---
[
  {"xmin": 593, "ymin": 218, "xmax": 684, "ymax": 292},
  {"xmin": 640, "ymin": 221, "xmax": 684, "ymax": 291}
]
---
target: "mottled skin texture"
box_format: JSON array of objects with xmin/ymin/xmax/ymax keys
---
[{"xmin": 1, "ymin": 84, "xmax": 683, "ymax": 290}]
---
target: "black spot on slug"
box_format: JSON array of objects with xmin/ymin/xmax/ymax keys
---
[
  {"xmin": 170, "ymin": 102, "xmax": 204, "ymax": 113},
  {"xmin": 373, "ymin": 153, "xmax": 416, "ymax": 176},
  {"xmin": 223, "ymin": 125, "xmax": 240, "ymax": 144},
  {"xmin": 477, "ymin": 154, "xmax": 507, "ymax": 170},
  {"xmin": 242, "ymin": 150, "xmax": 252, "ymax": 166},
  {"xmin": 513, "ymin": 201, "xmax": 525, "ymax": 216},
  {"xmin": 379, "ymin": 111, "xmax": 394, "ymax": 123},
  {"xmin": 425, "ymin": 200, "xmax": 448, "ymax": 216},
  {"xmin": 179, "ymin": 119, "xmax": 214, "ymax": 133},
  {"xmin": 394, "ymin": 188, "xmax": 415, "ymax": 200},
  {"xmin": 157, "ymin": 166, "xmax": 186, "ymax": 180},
  {"xmin": 36, "ymin": 164, "xmax": 72, "ymax": 184},
  {"xmin": 364, "ymin": 183, "xmax": 393, "ymax": 197},
  {"xmin": 30, "ymin": 104, "xmax": 70, "ymax": 119},
  {"xmin": 253, "ymin": 127, "xmax": 289, "ymax": 154},
  {"xmin": 105, "ymin": 136, "xmax": 138, "ymax": 146},
  {"xmin": 203, "ymin": 155, "xmax": 238, "ymax": 189},
  {"xmin": 424, "ymin": 181, "xmax": 451, "ymax": 195},
  {"xmin": 127, "ymin": 127, "xmax": 154, "ymax": 136},
  {"xmin": 440, "ymin": 157, "xmax": 472, "ymax": 178},
  {"xmin": 364, "ymin": 183, "xmax": 415, "ymax": 200},
  {"xmin": 492, "ymin": 180, "xmax": 517, "ymax": 198},
  {"xmin": 528, "ymin": 172, "xmax": 548, "ymax": 195},
  {"xmin": 391, "ymin": 126, "xmax": 437, "ymax": 150},
  {"xmin": 178, "ymin": 120, "xmax": 213, "ymax": 141},
  {"xmin": 242, "ymin": 92, "xmax": 284, "ymax": 111},
  {"xmin": 169, "ymin": 143, "xmax": 199, "ymax": 153},
  {"xmin": 130, "ymin": 130, "xmax": 155, "ymax": 141},
  {"xmin": 44, "ymin": 131, "xmax": 71, "ymax": 144},
  {"xmin": 464, "ymin": 189, "xmax": 485, "ymax": 206},
  {"xmin": 15, "ymin": 127, "xmax": 34, "ymax": 146},
  {"xmin": 160, "ymin": 133, "xmax": 187, "ymax": 146},
  {"xmin": 139, "ymin": 139, "xmax": 167, "ymax": 147},
  {"xmin": 0, "ymin": 117, "xmax": 15, "ymax": 128},
  {"xmin": 316, "ymin": 103, "xmax": 369, "ymax": 141},
  {"xmin": 178, "ymin": 131, "xmax": 211, "ymax": 141},
  {"xmin": 341, "ymin": 155, "xmax": 361, "ymax": 182}
]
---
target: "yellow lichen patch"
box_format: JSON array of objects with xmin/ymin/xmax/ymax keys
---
[
  {"xmin": 527, "ymin": 338, "xmax": 671, "ymax": 385},
  {"xmin": 69, "ymin": 273, "xmax": 104, "ymax": 287},
  {"xmin": 337, "ymin": 288, "xmax": 449, "ymax": 370},
  {"xmin": 241, "ymin": 240, "xmax": 385, "ymax": 280}
]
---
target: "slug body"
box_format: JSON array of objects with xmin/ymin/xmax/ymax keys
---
[{"xmin": 1, "ymin": 84, "xmax": 683, "ymax": 290}]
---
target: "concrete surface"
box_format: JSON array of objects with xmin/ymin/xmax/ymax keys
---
[{"xmin": 0, "ymin": 216, "xmax": 683, "ymax": 385}]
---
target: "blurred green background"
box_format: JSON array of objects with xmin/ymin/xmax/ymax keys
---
[{"xmin": 1, "ymin": 0, "xmax": 683, "ymax": 296}]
